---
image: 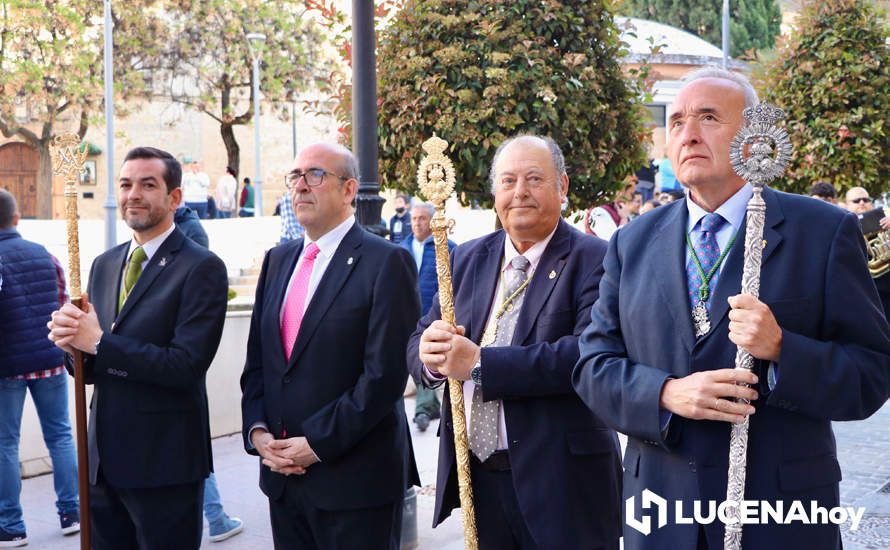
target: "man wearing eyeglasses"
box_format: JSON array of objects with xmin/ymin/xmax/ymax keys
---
[{"xmin": 240, "ymin": 143, "xmax": 420, "ymax": 549}]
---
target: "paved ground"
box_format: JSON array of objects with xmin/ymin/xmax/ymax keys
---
[{"xmin": 17, "ymin": 399, "xmax": 890, "ymax": 549}]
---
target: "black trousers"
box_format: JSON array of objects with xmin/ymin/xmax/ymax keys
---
[
  {"xmin": 471, "ymin": 452, "xmax": 538, "ymax": 550},
  {"xmin": 269, "ymin": 476, "xmax": 402, "ymax": 550},
  {"xmin": 470, "ymin": 452, "xmax": 620, "ymax": 550},
  {"xmin": 90, "ymin": 469, "xmax": 204, "ymax": 550}
]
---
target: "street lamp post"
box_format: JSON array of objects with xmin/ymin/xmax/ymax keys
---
[
  {"xmin": 247, "ymin": 32, "xmax": 266, "ymax": 216},
  {"xmin": 351, "ymin": 0, "xmax": 387, "ymax": 237},
  {"xmin": 103, "ymin": 0, "xmax": 116, "ymax": 249},
  {"xmin": 722, "ymin": 0, "xmax": 730, "ymax": 68}
]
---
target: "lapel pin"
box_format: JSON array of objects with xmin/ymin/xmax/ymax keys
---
[
  {"xmin": 762, "ymin": 239, "xmax": 767, "ymax": 250},
  {"xmin": 158, "ymin": 257, "xmax": 167, "ymax": 267},
  {"xmin": 347, "ymin": 257, "xmax": 354, "ymax": 265},
  {"xmin": 549, "ymin": 270, "xmax": 556, "ymax": 280}
]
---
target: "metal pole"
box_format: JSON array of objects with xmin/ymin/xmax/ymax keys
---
[
  {"xmin": 722, "ymin": 0, "xmax": 730, "ymax": 69},
  {"xmin": 291, "ymin": 101, "xmax": 297, "ymax": 159},
  {"xmin": 103, "ymin": 0, "xmax": 116, "ymax": 249},
  {"xmin": 252, "ymin": 55, "xmax": 263, "ymax": 216},
  {"xmin": 351, "ymin": 0, "xmax": 387, "ymax": 237}
]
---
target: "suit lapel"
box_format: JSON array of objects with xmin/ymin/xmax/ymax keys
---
[
  {"xmin": 704, "ymin": 186, "xmax": 785, "ymax": 339},
  {"xmin": 512, "ymin": 221, "xmax": 571, "ymax": 345},
  {"xmin": 287, "ymin": 224, "xmax": 362, "ymax": 369},
  {"xmin": 98, "ymin": 244, "xmax": 128, "ymax": 331},
  {"xmin": 652, "ymin": 201, "xmax": 697, "ymax": 352},
  {"xmin": 467, "ymin": 233, "xmax": 503, "ymax": 344},
  {"xmin": 115, "ymin": 230, "xmax": 184, "ymax": 326}
]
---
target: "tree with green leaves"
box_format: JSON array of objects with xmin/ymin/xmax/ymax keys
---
[
  {"xmin": 0, "ymin": 0, "xmax": 162, "ymax": 217},
  {"xmin": 159, "ymin": 0, "xmax": 329, "ymax": 175},
  {"xmin": 622, "ymin": 0, "xmax": 781, "ymax": 57},
  {"xmin": 376, "ymin": 0, "xmax": 651, "ymax": 210},
  {"xmin": 758, "ymin": 0, "xmax": 890, "ymax": 196}
]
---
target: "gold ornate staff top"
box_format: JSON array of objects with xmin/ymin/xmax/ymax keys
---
[
  {"xmin": 416, "ymin": 135, "xmax": 478, "ymax": 549},
  {"xmin": 50, "ymin": 134, "xmax": 89, "ymax": 302}
]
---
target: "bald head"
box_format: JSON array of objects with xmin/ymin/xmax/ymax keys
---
[
  {"xmin": 298, "ymin": 143, "xmax": 358, "ymax": 182},
  {"xmin": 844, "ymin": 186, "xmax": 873, "ymax": 214}
]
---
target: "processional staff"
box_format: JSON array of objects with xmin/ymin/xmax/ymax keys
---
[
  {"xmin": 50, "ymin": 134, "xmax": 91, "ymax": 550},
  {"xmin": 723, "ymin": 103, "xmax": 792, "ymax": 550},
  {"xmin": 416, "ymin": 136, "xmax": 478, "ymax": 549}
]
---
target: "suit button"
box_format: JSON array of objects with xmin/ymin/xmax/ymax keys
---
[
  {"xmin": 511, "ymin": 440, "xmax": 519, "ymax": 445},
  {"xmin": 688, "ymin": 460, "xmax": 697, "ymax": 473},
  {"xmin": 283, "ymin": 376, "xmax": 291, "ymax": 384}
]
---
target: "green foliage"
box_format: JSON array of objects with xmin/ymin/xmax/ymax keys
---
[
  {"xmin": 758, "ymin": 0, "xmax": 890, "ymax": 196},
  {"xmin": 377, "ymin": 0, "xmax": 651, "ymax": 210},
  {"xmin": 159, "ymin": 0, "xmax": 329, "ymax": 173},
  {"xmin": 0, "ymin": 0, "xmax": 163, "ymax": 216},
  {"xmin": 622, "ymin": 0, "xmax": 781, "ymax": 57}
]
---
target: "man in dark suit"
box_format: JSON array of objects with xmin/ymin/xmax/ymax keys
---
[
  {"xmin": 48, "ymin": 147, "xmax": 229, "ymax": 549},
  {"xmin": 240, "ymin": 143, "xmax": 420, "ymax": 549},
  {"xmin": 409, "ymin": 135, "xmax": 622, "ymax": 549},
  {"xmin": 574, "ymin": 68, "xmax": 890, "ymax": 550}
]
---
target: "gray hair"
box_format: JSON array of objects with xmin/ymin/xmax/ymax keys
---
[
  {"xmin": 680, "ymin": 66, "xmax": 759, "ymax": 109},
  {"xmin": 488, "ymin": 134, "xmax": 567, "ymax": 193},
  {"xmin": 411, "ymin": 201, "xmax": 435, "ymax": 217},
  {"xmin": 332, "ymin": 144, "xmax": 359, "ymax": 180}
]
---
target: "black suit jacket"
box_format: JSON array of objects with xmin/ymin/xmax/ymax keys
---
[
  {"xmin": 407, "ymin": 220, "xmax": 622, "ymax": 550},
  {"xmin": 80, "ymin": 228, "xmax": 229, "ymax": 489},
  {"xmin": 574, "ymin": 188, "xmax": 890, "ymax": 549},
  {"xmin": 241, "ymin": 223, "xmax": 421, "ymax": 510}
]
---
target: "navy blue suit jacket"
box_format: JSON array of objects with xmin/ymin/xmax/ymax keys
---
[
  {"xmin": 81, "ymin": 228, "xmax": 229, "ymax": 489},
  {"xmin": 241, "ymin": 223, "xmax": 421, "ymax": 510},
  {"xmin": 574, "ymin": 188, "xmax": 890, "ymax": 549},
  {"xmin": 408, "ymin": 220, "xmax": 623, "ymax": 549}
]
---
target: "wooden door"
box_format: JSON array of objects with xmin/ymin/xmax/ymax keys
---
[{"xmin": 0, "ymin": 142, "xmax": 39, "ymax": 218}]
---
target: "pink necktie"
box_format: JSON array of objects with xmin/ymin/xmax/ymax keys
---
[{"xmin": 280, "ymin": 242, "xmax": 320, "ymax": 359}]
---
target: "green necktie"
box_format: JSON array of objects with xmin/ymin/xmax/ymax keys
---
[{"xmin": 118, "ymin": 246, "xmax": 147, "ymax": 311}]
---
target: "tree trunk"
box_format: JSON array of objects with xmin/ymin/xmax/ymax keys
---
[
  {"xmin": 220, "ymin": 122, "xmax": 240, "ymax": 178},
  {"xmin": 36, "ymin": 140, "xmax": 53, "ymax": 219}
]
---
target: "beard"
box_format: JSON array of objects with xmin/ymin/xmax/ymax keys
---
[{"xmin": 122, "ymin": 204, "xmax": 167, "ymax": 232}]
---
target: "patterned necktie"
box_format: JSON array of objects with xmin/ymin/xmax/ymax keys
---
[
  {"xmin": 280, "ymin": 242, "xmax": 321, "ymax": 360},
  {"xmin": 686, "ymin": 213, "xmax": 726, "ymax": 312},
  {"xmin": 469, "ymin": 254, "xmax": 531, "ymax": 462},
  {"xmin": 118, "ymin": 246, "xmax": 147, "ymax": 311}
]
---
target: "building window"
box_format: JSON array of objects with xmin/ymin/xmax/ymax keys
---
[{"xmin": 645, "ymin": 104, "xmax": 666, "ymax": 128}]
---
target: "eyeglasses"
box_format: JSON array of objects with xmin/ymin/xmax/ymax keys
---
[
  {"xmin": 285, "ymin": 168, "xmax": 349, "ymax": 189},
  {"xmin": 850, "ymin": 197, "xmax": 872, "ymax": 204}
]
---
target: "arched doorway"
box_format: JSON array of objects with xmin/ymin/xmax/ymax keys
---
[{"xmin": 0, "ymin": 142, "xmax": 39, "ymax": 218}]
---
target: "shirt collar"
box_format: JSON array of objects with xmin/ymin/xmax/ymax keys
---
[
  {"xmin": 128, "ymin": 223, "xmax": 175, "ymax": 262},
  {"xmin": 685, "ymin": 183, "xmax": 752, "ymax": 234},
  {"xmin": 502, "ymin": 222, "xmax": 559, "ymax": 274},
  {"xmin": 304, "ymin": 215, "xmax": 356, "ymax": 259}
]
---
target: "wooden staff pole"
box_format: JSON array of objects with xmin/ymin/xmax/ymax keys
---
[
  {"xmin": 416, "ymin": 136, "xmax": 478, "ymax": 549},
  {"xmin": 51, "ymin": 134, "xmax": 91, "ymax": 550}
]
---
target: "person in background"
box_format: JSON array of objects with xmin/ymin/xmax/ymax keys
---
[
  {"xmin": 657, "ymin": 145, "xmax": 679, "ymax": 191},
  {"xmin": 639, "ymin": 199, "xmax": 662, "ymax": 215},
  {"xmin": 239, "ymin": 178, "xmax": 255, "ymax": 218},
  {"xmin": 0, "ymin": 189, "xmax": 80, "ymax": 547},
  {"xmin": 400, "ymin": 202, "xmax": 455, "ymax": 432},
  {"xmin": 182, "ymin": 160, "xmax": 211, "ymax": 219},
  {"xmin": 215, "ymin": 167, "xmax": 238, "ymax": 219},
  {"xmin": 635, "ymin": 158, "xmax": 658, "ymax": 202},
  {"xmin": 389, "ymin": 194, "xmax": 412, "ymax": 244},
  {"xmin": 808, "ymin": 181, "xmax": 838, "ymax": 205},
  {"xmin": 278, "ymin": 190, "xmax": 304, "ymax": 245}
]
